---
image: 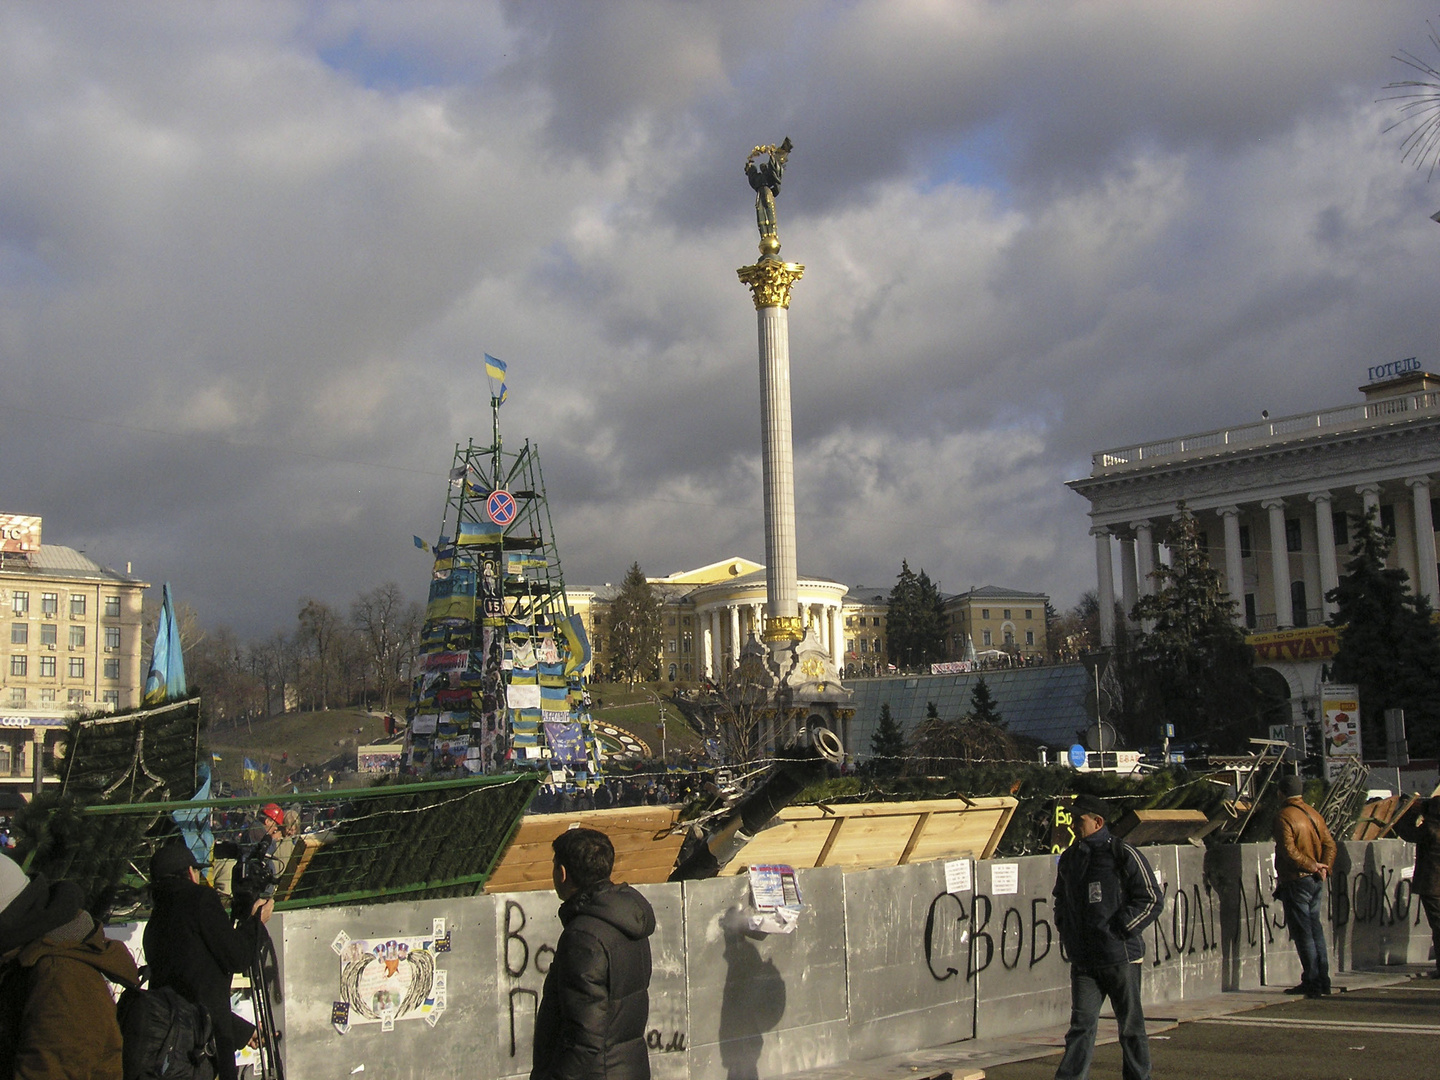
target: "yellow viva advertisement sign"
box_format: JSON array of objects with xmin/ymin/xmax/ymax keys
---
[
  {"xmin": 1248, "ymin": 624, "xmax": 1340, "ymax": 663},
  {"xmin": 1321, "ymin": 683, "xmax": 1360, "ymax": 780}
]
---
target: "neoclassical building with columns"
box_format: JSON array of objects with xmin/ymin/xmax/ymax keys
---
[
  {"xmin": 1068, "ymin": 368, "xmax": 1440, "ymax": 719},
  {"xmin": 568, "ymin": 558, "xmax": 850, "ymax": 683}
]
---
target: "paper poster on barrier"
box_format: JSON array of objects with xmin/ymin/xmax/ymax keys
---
[{"xmin": 332, "ymin": 928, "xmax": 450, "ymax": 1033}]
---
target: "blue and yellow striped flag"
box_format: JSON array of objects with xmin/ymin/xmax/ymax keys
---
[{"xmin": 485, "ymin": 353, "xmax": 509, "ymax": 406}]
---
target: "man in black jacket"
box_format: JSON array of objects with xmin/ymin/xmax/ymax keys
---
[
  {"xmin": 145, "ymin": 839, "xmax": 273, "ymax": 1080},
  {"xmin": 1052, "ymin": 795, "xmax": 1164, "ymax": 1080},
  {"xmin": 532, "ymin": 827, "xmax": 656, "ymax": 1080}
]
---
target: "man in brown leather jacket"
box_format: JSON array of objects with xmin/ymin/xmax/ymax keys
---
[{"xmin": 1273, "ymin": 774, "xmax": 1337, "ymax": 998}]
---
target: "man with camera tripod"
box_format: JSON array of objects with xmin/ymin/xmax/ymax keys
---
[{"xmin": 146, "ymin": 840, "xmax": 273, "ymax": 1080}]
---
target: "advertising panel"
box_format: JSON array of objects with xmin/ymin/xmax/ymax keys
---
[
  {"xmin": 1320, "ymin": 683, "xmax": 1361, "ymax": 781},
  {"xmin": 0, "ymin": 515, "xmax": 40, "ymax": 554}
]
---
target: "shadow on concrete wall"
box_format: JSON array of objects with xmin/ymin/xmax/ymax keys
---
[{"xmin": 719, "ymin": 914, "xmax": 787, "ymax": 1080}]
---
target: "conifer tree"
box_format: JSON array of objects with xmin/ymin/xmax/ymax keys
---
[
  {"xmin": 887, "ymin": 561, "xmax": 947, "ymax": 671},
  {"xmin": 1119, "ymin": 504, "xmax": 1260, "ymax": 749},
  {"xmin": 968, "ymin": 677, "xmax": 1004, "ymax": 728},
  {"xmin": 869, "ymin": 702, "xmax": 905, "ymax": 777},
  {"xmin": 608, "ymin": 562, "xmax": 664, "ymax": 687},
  {"xmin": 1327, "ymin": 508, "xmax": 1440, "ymax": 757}
]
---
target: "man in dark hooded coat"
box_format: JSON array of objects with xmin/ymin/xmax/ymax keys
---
[{"xmin": 532, "ymin": 827, "xmax": 656, "ymax": 1080}]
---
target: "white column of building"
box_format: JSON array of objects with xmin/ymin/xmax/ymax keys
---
[
  {"xmin": 1132, "ymin": 520, "xmax": 1155, "ymax": 596},
  {"xmin": 729, "ymin": 606, "xmax": 741, "ymax": 670},
  {"xmin": 1309, "ymin": 491, "xmax": 1340, "ymax": 617},
  {"xmin": 709, "ymin": 609, "xmax": 723, "ymax": 677},
  {"xmin": 701, "ymin": 620, "xmax": 714, "ymax": 680},
  {"xmin": 1093, "ymin": 527, "xmax": 1116, "ymax": 647},
  {"xmin": 1118, "ymin": 533, "xmax": 1138, "ymax": 626},
  {"xmin": 830, "ymin": 606, "xmax": 844, "ymax": 669},
  {"xmin": 1408, "ymin": 476, "xmax": 1439, "ymax": 606},
  {"xmin": 1219, "ymin": 506, "xmax": 1245, "ymax": 624},
  {"xmin": 1357, "ymin": 483, "xmax": 1381, "ymax": 516},
  {"xmin": 751, "ymin": 603, "xmax": 763, "ymax": 642},
  {"xmin": 1263, "ymin": 498, "xmax": 1293, "ymax": 628}
]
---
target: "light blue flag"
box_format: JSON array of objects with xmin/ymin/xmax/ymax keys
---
[
  {"xmin": 484, "ymin": 353, "xmax": 507, "ymax": 379},
  {"xmin": 171, "ymin": 762, "xmax": 213, "ymax": 869},
  {"xmin": 143, "ymin": 582, "xmax": 187, "ymax": 706}
]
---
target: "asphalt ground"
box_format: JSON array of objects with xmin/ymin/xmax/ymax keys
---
[{"xmin": 982, "ymin": 976, "xmax": 1440, "ymax": 1080}]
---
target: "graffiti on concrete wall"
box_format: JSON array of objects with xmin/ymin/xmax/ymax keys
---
[{"xmin": 331, "ymin": 920, "xmax": 450, "ymax": 1033}]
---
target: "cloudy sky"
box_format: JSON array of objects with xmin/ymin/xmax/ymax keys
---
[{"xmin": 6, "ymin": 1, "xmax": 1440, "ymax": 638}]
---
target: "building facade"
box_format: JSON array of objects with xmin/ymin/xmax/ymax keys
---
[
  {"xmin": 945, "ymin": 586, "xmax": 1049, "ymax": 661},
  {"xmin": 569, "ymin": 559, "xmax": 1050, "ymax": 682},
  {"xmin": 1068, "ymin": 369, "xmax": 1440, "ymax": 721},
  {"xmin": 0, "ymin": 515, "xmax": 148, "ymax": 791}
]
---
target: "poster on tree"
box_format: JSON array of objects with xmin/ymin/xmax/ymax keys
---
[{"xmin": 1320, "ymin": 683, "xmax": 1360, "ymax": 782}]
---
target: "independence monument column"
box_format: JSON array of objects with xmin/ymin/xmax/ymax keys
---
[{"xmin": 738, "ymin": 138, "xmax": 805, "ymax": 646}]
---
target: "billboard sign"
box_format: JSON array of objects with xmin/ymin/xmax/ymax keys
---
[
  {"xmin": 1320, "ymin": 683, "xmax": 1361, "ymax": 781},
  {"xmin": 0, "ymin": 515, "xmax": 40, "ymax": 554}
]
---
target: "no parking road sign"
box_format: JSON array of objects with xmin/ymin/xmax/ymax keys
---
[{"xmin": 486, "ymin": 489, "xmax": 517, "ymax": 527}]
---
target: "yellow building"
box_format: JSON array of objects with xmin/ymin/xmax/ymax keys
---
[
  {"xmin": 0, "ymin": 515, "xmax": 148, "ymax": 792},
  {"xmin": 945, "ymin": 586, "xmax": 1050, "ymax": 662}
]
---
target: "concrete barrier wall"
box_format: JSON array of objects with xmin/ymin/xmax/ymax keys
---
[
  {"xmin": 842, "ymin": 859, "xmax": 975, "ymax": 1058},
  {"xmin": 108, "ymin": 841, "xmax": 1428, "ymax": 1080}
]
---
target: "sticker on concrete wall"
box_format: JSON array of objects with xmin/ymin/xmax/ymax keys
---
[
  {"xmin": 335, "ymin": 932, "xmax": 449, "ymax": 1032},
  {"xmin": 944, "ymin": 859, "xmax": 972, "ymax": 894},
  {"xmin": 991, "ymin": 863, "xmax": 1019, "ymax": 895}
]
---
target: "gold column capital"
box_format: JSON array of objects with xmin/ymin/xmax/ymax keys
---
[
  {"xmin": 763, "ymin": 615, "xmax": 804, "ymax": 642},
  {"xmin": 737, "ymin": 260, "xmax": 805, "ymax": 310}
]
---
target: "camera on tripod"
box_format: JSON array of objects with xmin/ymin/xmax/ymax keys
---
[{"xmin": 234, "ymin": 839, "xmax": 280, "ymax": 901}]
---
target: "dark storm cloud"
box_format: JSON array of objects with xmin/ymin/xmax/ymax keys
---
[{"xmin": 3, "ymin": 1, "xmax": 1440, "ymax": 638}]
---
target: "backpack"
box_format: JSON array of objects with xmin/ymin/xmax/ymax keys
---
[
  {"xmin": 117, "ymin": 984, "xmax": 218, "ymax": 1080},
  {"xmin": 0, "ymin": 958, "xmax": 30, "ymax": 1078}
]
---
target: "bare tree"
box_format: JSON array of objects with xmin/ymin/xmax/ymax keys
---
[
  {"xmin": 298, "ymin": 598, "xmax": 343, "ymax": 710},
  {"xmin": 351, "ymin": 582, "xmax": 409, "ymax": 711}
]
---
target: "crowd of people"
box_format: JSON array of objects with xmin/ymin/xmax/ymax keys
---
[{"xmin": 3, "ymin": 782, "xmax": 1440, "ymax": 1079}]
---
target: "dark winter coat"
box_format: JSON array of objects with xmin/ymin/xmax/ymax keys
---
[
  {"xmin": 1414, "ymin": 815, "xmax": 1440, "ymax": 897},
  {"xmin": 144, "ymin": 874, "xmax": 261, "ymax": 1051},
  {"xmin": 532, "ymin": 880, "xmax": 656, "ymax": 1080},
  {"xmin": 1, "ymin": 875, "xmax": 138, "ymax": 1079},
  {"xmin": 1052, "ymin": 826, "xmax": 1164, "ymax": 971}
]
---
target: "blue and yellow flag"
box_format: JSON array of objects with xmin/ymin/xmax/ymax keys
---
[
  {"xmin": 484, "ymin": 353, "xmax": 509, "ymax": 406},
  {"xmin": 243, "ymin": 757, "xmax": 260, "ymax": 783},
  {"xmin": 143, "ymin": 582, "xmax": 187, "ymax": 706},
  {"xmin": 413, "ymin": 535, "xmax": 431, "ymax": 552}
]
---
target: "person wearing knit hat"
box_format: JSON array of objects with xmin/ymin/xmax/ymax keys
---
[
  {"xmin": 0, "ymin": 852, "xmax": 139, "ymax": 1078},
  {"xmin": 1051, "ymin": 796, "xmax": 1164, "ymax": 1080},
  {"xmin": 1273, "ymin": 772, "xmax": 1337, "ymax": 998},
  {"xmin": 1411, "ymin": 796, "xmax": 1440, "ymax": 978}
]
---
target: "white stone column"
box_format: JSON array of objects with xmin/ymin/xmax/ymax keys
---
[
  {"xmin": 1132, "ymin": 520, "xmax": 1155, "ymax": 597},
  {"xmin": 1119, "ymin": 533, "xmax": 1138, "ymax": 627},
  {"xmin": 729, "ymin": 606, "xmax": 741, "ymax": 670},
  {"xmin": 1309, "ymin": 491, "xmax": 1340, "ymax": 617},
  {"xmin": 751, "ymin": 603, "xmax": 764, "ymax": 641},
  {"xmin": 830, "ymin": 606, "xmax": 844, "ymax": 669},
  {"xmin": 702, "ymin": 621, "xmax": 714, "ymax": 680},
  {"xmin": 1219, "ymin": 506, "xmax": 1245, "ymax": 624},
  {"xmin": 1263, "ymin": 498, "xmax": 1293, "ymax": 628},
  {"xmin": 757, "ymin": 303, "xmax": 798, "ymax": 628},
  {"xmin": 1093, "ymin": 527, "xmax": 1116, "ymax": 648},
  {"xmin": 1357, "ymin": 483, "xmax": 1381, "ymax": 516},
  {"xmin": 710, "ymin": 609, "xmax": 723, "ymax": 677},
  {"xmin": 1409, "ymin": 476, "xmax": 1439, "ymax": 606}
]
